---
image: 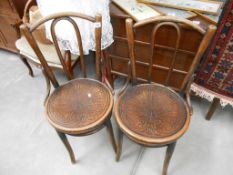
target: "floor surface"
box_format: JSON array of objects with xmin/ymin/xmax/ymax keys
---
[{"xmin": 0, "ymin": 50, "xmax": 232, "ymax": 175}]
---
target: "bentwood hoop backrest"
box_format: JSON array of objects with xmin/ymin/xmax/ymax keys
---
[
  {"xmin": 126, "ymin": 16, "xmax": 216, "ymax": 92},
  {"xmin": 22, "ymin": 0, "xmax": 36, "ymax": 23},
  {"xmin": 20, "ymin": 12, "xmax": 102, "ymax": 88}
]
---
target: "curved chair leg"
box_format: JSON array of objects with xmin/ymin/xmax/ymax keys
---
[
  {"xmin": 105, "ymin": 120, "xmax": 117, "ymax": 153},
  {"xmin": 56, "ymin": 130, "xmax": 76, "ymax": 164},
  {"xmin": 186, "ymin": 92, "xmax": 193, "ymax": 115},
  {"xmin": 185, "ymin": 77, "xmax": 193, "ymax": 115},
  {"xmin": 42, "ymin": 69, "xmax": 51, "ymax": 106},
  {"xmin": 162, "ymin": 142, "xmax": 176, "ymax": 175},
  {"xmin": 19, "ymin": 55, "xmax": 34, "ymax": 77},
  {"xmin": 116, "ymin": 128, "xmax": 123, "ymax": 161}
]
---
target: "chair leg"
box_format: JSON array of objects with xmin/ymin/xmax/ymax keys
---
[
  {"xmin": 19, "ymin": 55, "xmax": 34, "ymax": 77},
  {"xmin": 102, "ymin": 49, "xmax": 114, "ymax": 88},
  {"xmin": 206, "ymin": 97, "xmax": 220, "ymax": 120},
  {"xmin": 105, "ymin": 120, "xmax": 117, "ymax": 153},
  {"xmin": 42, "ymin": 69, "xmax": 51, "ymax": 106},
  {"xmin": 185, "ymin": 92, "xmax": 193, "ymax": 115},
  {"xmin": 56, "ymin": 130, "xmax": 76, "ymax": 164},
  {"xmin": 185, "ymin": 76, "xmax": 193, "ymax": 115},
  {"xmin": 162, "ymin": 142, "xmax": 176, "ymax": 175},
  {"xmin": 116, "ymin": 128, "xmax": 123, "ymax": 162}
]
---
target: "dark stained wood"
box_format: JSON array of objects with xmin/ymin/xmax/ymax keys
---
[
  {"xmin": 184, "ymin": 75, "xmax": 194, "ymax": 115},
  {"xmin": 0, "ymin": 15, "xmax": 19, "ymax": 52},
  {"xmin": 50, "ymin": 17, "xmax": 79, "ymax": 81},
  {"xmin": 42, "ymin": 68, "xmax": 50, "ymax": 106},
  {"xmin": 64, "ymin": 50, "xmax": 73, "ymax": 79},
  {"xmin": 108, "ymin": 4, "xmax": 216, "ymax": 113},
  {"xmin": 114, "ymin": 15, "xmax": 216, "ymax": 175},
  {"xmin": 19, "ymin": 3, "xmax": 85, "ymax": 82},
  {"xmin": 46, "ymin": 79, "xmax": 113, "ymax": 134},
  {"xmin": 17, "ymin": 2, "xmax": 104, "ymax": 106},
  {"xmin": 108, "ymin": 4, "xmax": 215, "ymax": 92},
  {"xmin": 115, "ymin": 84, "xmax": 190, "ymax": 145},
  {"xmin": 19, "ymin": 54, "xmax": 34, "ymax": 76},
  {"xmin": 162, "ymin": 142, "xmax": 176, "ymax": 175},
  {"xmin": 116, "ymin": 129, "xmax": 123, "ymax": 162},
  {"xmin": 95, "ymin": 14, "xmax": 102, "ymax": 81},
  {"xmin": 0, "ymin": 0, "xmax": 28, "ymax": 52},
  {"xmin": 105, "ymin": 119, "xmax": 117, "ymax": 153},
  {"xmin": 15, "ymin": 0, "xmax": 36, "ymax": 77},
  {"xmin": 20, "ymin": 12, "xmax": 117, "ymax": 163},
  {"xmin": 206, "ymin": 97, "xmax": 220, "ymax": 120},
  {"xmin": 18, "ymin": 0, "xmax": 83, "ymax": 81},
  {"xmin": 56, "ymin": 130, "xmax": 76, "ymax": 164},
  {"xmin": 12, "ymin": 0, "xmax": 35, "ymax": 19}
]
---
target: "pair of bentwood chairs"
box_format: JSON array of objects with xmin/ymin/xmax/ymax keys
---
[{"xmin": 20, "ymin": 12, "xmax": 216, "ymax": 175}]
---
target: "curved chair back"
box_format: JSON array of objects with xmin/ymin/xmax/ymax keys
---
[
  {"xmin": 126, "ymin": 16, "xmax": 216, "ymax": 92},
  {"xmin": 20, "ymin": 12, "xmax": 102, "ymax": 88},
  {"xmin": 22, "ymin": 0, "xmax": 36, "ymax": 23}
]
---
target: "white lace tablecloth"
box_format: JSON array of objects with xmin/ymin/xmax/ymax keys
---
[{"xmin": 36, "ymin": 0, "xmax": 113, "ymax": 55}]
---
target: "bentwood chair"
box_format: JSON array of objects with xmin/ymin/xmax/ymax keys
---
[
  {"xmin": 16, "ymin": 0, "xmax": 81, "ymax": 103},
  {"xmin": 20, "ymin": 12, "xmax": 117, "ymax": 163},
  {"xmin": 114, "ymin": 16, "xmax": 216, "ymax": 175}
]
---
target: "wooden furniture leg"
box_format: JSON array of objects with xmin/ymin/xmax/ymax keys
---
[
  {"xmin": 116, "ymin": 129, "xmax": 123, "ymax": 161},
  {"xmin": 56, "ymin": 130, "xmax": 76, "ymax": 164},
  {"xmin": 185, "ymin": 77, "xmax": 194, "ymax": 115},
  {"xmin": 102, "ymin": 49, "xmax": 114, "ymax": 88},
  {"xmin": 162, "ymin": 142, "xmax": 176, "ymax": 175},
  {"xmin": 19, "ymin": 55, "xmax": 34, "ymax": 77},
  {"xmin": 42, "ymin": 69, "xmax": 51, "ymax": 106},
  {"xmin": 206, "ymin": 97, "xmax": 220, "ymax": 120},
  {"xmin": 105, "ymin": 119, "xmax": 117, "ymax": 153}
]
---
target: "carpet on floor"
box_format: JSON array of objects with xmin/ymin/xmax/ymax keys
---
[{"xmin": 191, "ymin": 0, "xmax": 233, "ymax": 107}]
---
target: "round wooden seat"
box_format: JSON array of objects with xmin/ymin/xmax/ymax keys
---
[
  {"xmin": 46, "ymin": 78, "xmax": 113, "ymax": 135},
  {"xmin": 114, "ymin": 84, "xmax": 190, "ymax": 146}
]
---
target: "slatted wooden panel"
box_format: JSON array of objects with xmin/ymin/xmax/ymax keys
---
[{"xmin": 109, "ymin": 13, "xmax": 204, "ymax": 91}]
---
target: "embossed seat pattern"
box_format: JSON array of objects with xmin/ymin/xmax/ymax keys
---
[
  {"xmin": 46, "ymin": 78, "xmax": 112, "ymax": 130},
  {"xmin": 117, "ymin": 84, "xmax": 188, "ymax": 139}
]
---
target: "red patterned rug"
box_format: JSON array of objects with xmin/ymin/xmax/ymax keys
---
[{"xmin": 191, "ymin": 1, "xmax": 233, "ymax": 107}]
